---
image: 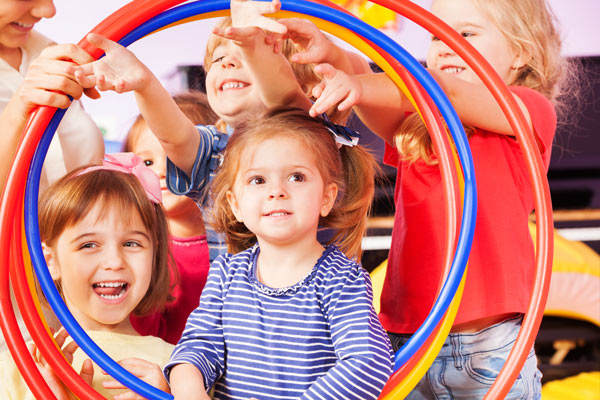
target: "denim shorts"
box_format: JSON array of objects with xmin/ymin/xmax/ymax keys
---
[{"xmin": 388, "ymin": 316, "xmax": 542, "ymax": 399}]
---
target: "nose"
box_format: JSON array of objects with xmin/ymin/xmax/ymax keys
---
[
  {"xmin": 434, "ymin": 40, "xmax": 454, "ymax": 58},
  {"xmin": 220, "ymin": 55, "xmax": 240, "ymax": 69},
  {"xmin": 150, "ymin": 158, "xmax": 166, "ymax": 180},
  {"xmin": 31, "ymin": 0, "xmax": 57, "ymax": 19},
  {"xmin": 268, "ymin": 182, "xmax": 288, "ymax": 200},
  {"xmin": 101, "ymin": 245, "xmax": 125, "ymax": 271}
]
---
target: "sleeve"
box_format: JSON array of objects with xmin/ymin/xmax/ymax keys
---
[
  {"xmin": 301, "ymin": 264, "xmax": 393, "ymax": 400},
  {"xmin": 383, "ymin": 142, "xmax": 400, "ymax": 167},
  {"xmin": 509, "ymin": 86, "xmax": 557, "ymax": 171},
  {"xmin": 165, "ymin": 125, "xmax": 229, "ymax": 205},
  {"xmin": 51, "ymin": 99, "xmax": 104, "ymax": 180},
  {"xmin": 163, "ymin": 255, "xmax": 228, "ymax": 391}
]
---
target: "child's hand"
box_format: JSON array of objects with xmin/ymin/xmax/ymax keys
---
[
  {"xmin": 267, "ymin": 18, "xmax": 332, "ymax": 64},
  {"xmin": 101, "ymin": 357, "xmax": 170, "ymax": 399},
  {"xmin": 27, "ymin": 328, "xmax": 94, "ymax": 400},
  {"xmin": 309, "ymin": 63, "xmax": 362, "ymax": 117},
  {"xmin": 73, "ymin": 33, "xmax": 151, "ymax": 94},
  {"xmin": 214, "ymin": 0, "xmax": 286, "ymax": 46}
]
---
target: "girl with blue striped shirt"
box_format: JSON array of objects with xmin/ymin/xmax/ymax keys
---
[{"xmin": 165, "ymin": 108, "xmax": 393, "ymax": 400}]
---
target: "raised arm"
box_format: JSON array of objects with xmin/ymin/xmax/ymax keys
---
[
  {"xmin": 73, "ymin": 33, "xmax": 200, "ymax": 175},
  {"xmin": 276, "ymin": 17, "xmax": 371, "ymax": 75}
]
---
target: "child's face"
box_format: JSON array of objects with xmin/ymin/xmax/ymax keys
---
[
  {"xmin": 0, "ymin": 0, "xmax": 55, "ymax": 49},
  {"xmin": 132, "ymin": 125, "xmax": 198, "ymax": 218},
  {"xmin": 426, "ymin": 0, "xmax": 523, "ymax": 85},
  {"xmin": 205, "ymin": 39, "xmax": 268, "ymax": 128},
  {"xmin": 226, "ymin": 136, "xmax": 337, "ymax": 247},
  {"xmin": 44, "ymin": 203, "xmax": 154, "ymax": 333}
]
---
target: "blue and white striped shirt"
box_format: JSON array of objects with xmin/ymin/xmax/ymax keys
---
[
  {"xmin": 164, "ymin": 245, "xmax": 393, "ymax": 400},
  {"xmin": 165, "ymin": 124, "xmax": 229, "ymax": 263}
]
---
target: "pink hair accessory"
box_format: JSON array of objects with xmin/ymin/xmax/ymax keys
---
[{"xmin": 76, "ymin": 152, "xmax": 162, "ymax": 204}]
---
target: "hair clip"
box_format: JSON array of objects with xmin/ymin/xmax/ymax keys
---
[
  {"xmin": 321, "ymin": 113, "xmax": 360, "ymax": 148},
  {"xmin": 76, "ymin": 153, "xmax": 162, "ymax": 204}
]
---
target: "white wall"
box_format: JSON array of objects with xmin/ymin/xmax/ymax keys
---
[{"xmin": 34, "ymin": 0, "xmax": 600, "ymax": 141}]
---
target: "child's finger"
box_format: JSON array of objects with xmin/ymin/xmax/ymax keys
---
[
  {"xmin": 86, "ymin": 33, "xmax": 124, "ymax": 55},
  {"xmin": 53, "ymin": 328, "xmax": 70, "ymax": 347},
  {"xmin": 79, "ymin": 359, "xmax": 94, "ymax": 385},
  {"xmin": 256, "ymin": 17, "xmax": 287, "ymax": 35},
  {"xmin": 314, "ymin": 63, "xmax": 337, "ymax": 80},
  {"xmin": 84, "ymin": 87, "xmax": 101, "ymax": 100}
]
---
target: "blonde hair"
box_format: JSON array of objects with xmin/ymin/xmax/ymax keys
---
[
  {"xmin": 204, "ymin": 17, "xmax": 349, "ymax": 126},
  {"xmin": 210, "ymin": 108, "xmax": 377, "ymax": 259},
  {"xmin": 396, "ymin": 0, "xmax": 568, "ymax": 164},
  {"xmin": 38, "ymin": 168, "xmax": 176, "ymax": 316},
  {"xmin": 123, "ymin": 91, "xmax": 218, "ymax": 152}
]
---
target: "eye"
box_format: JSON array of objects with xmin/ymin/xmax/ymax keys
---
[
  {"xmin": 213, "ymin": 55, "xmax": 225, "ymax": 64},
  {"xmin": 143, "ymin": 159, "xmax": 153, "ymax": 166},
  {"xmin": 79, "ymin": 242, "xmax": 98, "ymax": 250},
  {"xmin": 431, "ymin": 34, "xmax": 440, "ymax": 42},
  {"xmin": 288, "ymin": 172, "xmax": 305, "ymax": 183},
  {"xmin": 124, "ymin": 241, "xmax": 142, "ymax": 248},
  {"xmin": 461, "ymin": 31, "xmax": 474, "ymax": 38},
  {"xmin": 248, "ymin": 176, "xmax": 265, "ymax": 185}
]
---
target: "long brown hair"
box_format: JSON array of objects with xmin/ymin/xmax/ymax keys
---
[
  {"xmin": 39, "ymin": 168, "xmax": 175, "ymax": 316},
  {"xmin": 210, "ymin": 108, "xmax": 377, "ymax": 260},
  {"xmin": 396, "ymin": 0, "xmax": 569, "ymax": 164}
]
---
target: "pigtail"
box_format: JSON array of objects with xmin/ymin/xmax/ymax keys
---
[{"xmin": 323, "ymin": 144, "xmax": 379, "ymax": 260}]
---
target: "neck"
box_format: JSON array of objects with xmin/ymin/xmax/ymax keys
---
[
  {"xmin": 0, "ymin": 45, "xmax": 22, "ymax": 70},
  {"xmin": 167, "ymin": 214, "xmax": 205, "ymax": 238},
  {"xmin": 256, "ymin": 236, "xmax": 324, "ymax": 288}
]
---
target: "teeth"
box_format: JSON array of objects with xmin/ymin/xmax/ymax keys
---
[
  {"xmin": 269, "ymin": 212, "xmax": 287, "ymax": 217},
  {"xmin": 443, "ymin": 67, "xmax": 464, "ymax": 74},
  {"xmin": 221, "ymin": 81, "xmax": 246, "ymax": 90},
  {"xmin": 94, "ymin": 282, "xmax": 126, "ymax": 288},
  {"xmin": 13, "ymin": 22, "xmax": 33, "ymax": 28},
  {"xmin": 99, "ymin": 292, "xmax": 125, "ymax": 300}
]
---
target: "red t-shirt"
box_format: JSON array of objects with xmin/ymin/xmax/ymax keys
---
[
  {"xmin": 379, "ymin": 86, "xmax": 556, "ymax": 333},
  {"xmin": 131, "ymin": 235, "xmax": 210, "ymax": 344}
]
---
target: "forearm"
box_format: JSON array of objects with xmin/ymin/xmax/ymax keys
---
[
  {"xmin": 239, "ymin": 34, "xmax": 311, "ymax": 110},
  {"xmin": 134, "ymin": 75, "xmax": 200, "ymax": 175},
  {"xmin": 0, "ymin": 98, "xmax": 30, "ymax": 190},
  {"xmin": 354, "ymin": 73, "xmax": 412, "ymax": 144},
  {"xmin": 169, "ymin": 363, "xmax": 211, "ymax": 400}
]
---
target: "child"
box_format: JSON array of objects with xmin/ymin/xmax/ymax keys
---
[
  {"xmin": 310, "ymin": 0, "xmax": 568, "ymax": 398},
  {"xmin": 124, "ymin": 91, "xmax": 218, "ymax": 344},
  {"xmin": 71, "ymin": 0, "xmax": 369, "ymax": 263},
  {"xmin": 165, "ymin": 108, "xmax": 393, "ymax": 400},
  {"xmin": 0, "ymin": 154, "xmax": 176, "ymax": 399}
]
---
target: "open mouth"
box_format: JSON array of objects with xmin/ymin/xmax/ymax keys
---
[
  {"xmin": 220, "ymin": 81, "xmax": 249, "ymax": 91},
  {"xmin": 441, "ymin": 66, "xmax": 465, "ymax": 74},
  {"xmin": 11, "ymin": 22, "xmax": 34, "ymax": 31},
  {"xmin": 265, "ymin": 211, "xmax": 291, "ymax": 217},
  {"xmin": 92, "ymin": 282, "xmax": 128, "ymax": 300}
]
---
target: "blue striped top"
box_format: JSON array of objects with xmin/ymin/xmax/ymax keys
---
[
  {"xmin": 164, "ymin": 244, "xmax": 393, "ymax": 399},
  {"xmin": 165, "ymin": 124, "xmax": 229, "ymax": 263}
]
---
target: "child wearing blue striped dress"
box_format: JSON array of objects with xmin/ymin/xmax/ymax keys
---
[{"xmin": 164, "ymin": 108, "xmax": 393, "ymax": 400}]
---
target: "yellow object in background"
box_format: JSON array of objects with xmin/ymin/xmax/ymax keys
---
[
  {"xmin": 541, "ymin": 372, "xmax": 600, "ymax": 400},
  {"xmin": 329, "ymin": 0, "xmax": 397, "ymax": 30}
]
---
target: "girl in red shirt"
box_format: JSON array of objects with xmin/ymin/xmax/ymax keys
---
[{"xmin": 308, "ymin": 0, "xmax": 571, "ymax": 398}]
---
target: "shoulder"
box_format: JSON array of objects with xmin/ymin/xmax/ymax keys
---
[
  {"xmin": 212, "ymin": 246, "xmax": 256, "ymax": 276},
  {"xmin": 509, "ymin": 86, "xmax": 557, "ymax": 156},
  {"xmin": 315, "ymin": 246, "xmax": 367, "ymax": 284}
]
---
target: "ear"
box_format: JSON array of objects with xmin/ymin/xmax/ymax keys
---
[
  {"xmin": 511, "ymin": 47, "xmax": 531, "ymax": 71},
  {"xmin": 320, "ymin": 183, "xmax": 338, "ymax": 217},
  {"xmin": 226, "ymin": 190, "xmax": 244, "ymax": 223},
  {"xmin": 42, "ymin": 243, "xmax": 61, "ymax": 280}
]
